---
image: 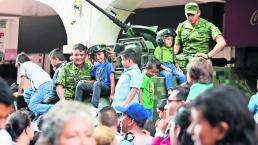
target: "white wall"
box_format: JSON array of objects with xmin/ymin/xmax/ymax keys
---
[{"xmin": 37, "ymin": 0, "xmax": 144, "ymax": 53}]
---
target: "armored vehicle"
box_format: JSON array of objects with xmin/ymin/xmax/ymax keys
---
[{"xmin": 85, "ymin": 0, "xmax": 256, "ymax": 103}]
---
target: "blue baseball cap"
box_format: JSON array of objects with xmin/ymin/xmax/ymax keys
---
[{"xmin": 115, "ymin": 103, "xmax": 147, "ymax": 124}]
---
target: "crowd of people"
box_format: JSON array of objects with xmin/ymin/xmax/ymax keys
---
[{"xmin": 0, "ymin": 2, "xmax": 257, "ymax": 145}]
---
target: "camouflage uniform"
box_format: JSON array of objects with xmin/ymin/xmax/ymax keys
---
[
  {"xmin": 175, "ymin": 18, "xmax": 221, "ymax": 67},
  {"xmin": 56, "ymin": 61, "xmax": 92, "ymax": 100}
]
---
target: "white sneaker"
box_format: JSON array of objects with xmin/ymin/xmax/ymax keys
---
[{"xmin": 90, "ymin": 106, "xmax": 99, "ymax": 117}]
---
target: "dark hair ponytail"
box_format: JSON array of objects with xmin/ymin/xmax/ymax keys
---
[{"xmin": 6, "ymin": 111, "xmax": 31, "ymax": 141}]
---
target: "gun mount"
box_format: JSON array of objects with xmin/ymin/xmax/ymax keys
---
[{"xmin": 85, "ymin": 0, "xmax": 158, "ymax": 68}]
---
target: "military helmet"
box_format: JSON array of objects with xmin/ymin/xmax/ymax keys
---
[
  {"xmin": 88, "ymin": 44, "xmax": 109, "ymax": 59},
  {"xmin": 156, "ymin": 28, "xmax": 176, "ymax": 45}
]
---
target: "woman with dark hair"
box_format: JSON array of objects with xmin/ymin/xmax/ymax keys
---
[
  {"xmin": 156, "ymin": 99, "xmax": 167, "ymax": 120},
  {"xmin": 170, "ymin": 105, "xmax": 193, "ymax": 145},
  {"xmin": 6, "ymin": 111, "xmax": 34, "ymax": 145},
  {"xmin": 187, "ymin": 86, "xmax": 257, "ymax": 145}
]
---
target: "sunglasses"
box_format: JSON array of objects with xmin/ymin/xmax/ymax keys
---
[{"xmin": 167, "ymin": 99, "xmax": 183, "ymax": 103}]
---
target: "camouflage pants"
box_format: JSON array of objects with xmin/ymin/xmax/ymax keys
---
[{"xmin": 176, "ymin": 53, "xmax": 205, "ymax": 68}]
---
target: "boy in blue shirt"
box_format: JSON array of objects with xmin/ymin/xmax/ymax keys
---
[
  {"xmin": 154, "ymin": 28, "xmax": 186, "ymax": 94},
  {"xmin": 75, "ymin": 44, "xmax": 115, "ymax": 113},
  {"xmin": 248, "ymin": 78, "xmax": 258, "ymax": 123},
  {"xmin": 112, "ymin": 47, "xmax": 142, "ymax": 115}
]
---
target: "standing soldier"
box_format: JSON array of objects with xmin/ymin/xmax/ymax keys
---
[{"xmin": 174, "ymin": 2, "xmax": 226, "ymax": 68}]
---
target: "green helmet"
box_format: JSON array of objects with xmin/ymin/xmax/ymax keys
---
[
  {"xmin": 156, "ymin": 28, "xmax": 176, "ymax": 45},
  {"xmin": 88, "ymin": 44, "xmax": 109, "ymax": 59}
]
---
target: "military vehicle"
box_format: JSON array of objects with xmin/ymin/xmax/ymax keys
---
[
  {"xmin": 85, "ymin": 0, "xmax": 171, "ymax": 103},
  {"xmin": 85, "ymin": 0, "xmax": 256, "ymax": 104}
]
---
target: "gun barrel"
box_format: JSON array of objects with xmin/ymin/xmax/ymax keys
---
[{"xmin": 85, "ymin": 0, "xmax": 129, "ymax": 32}]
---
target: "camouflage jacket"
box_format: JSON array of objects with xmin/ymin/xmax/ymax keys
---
[
  {"xmin": 175, "ymin": 17, "xmax": 221, "ymax": 55},
  {"xmin": 56, "ymin": 61, "xmax": 92, "ymax": 99}
]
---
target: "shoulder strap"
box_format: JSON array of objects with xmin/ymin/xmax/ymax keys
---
[{"xmin": 119, "ymin": 132, "xmax": 135, "ymax": 145}]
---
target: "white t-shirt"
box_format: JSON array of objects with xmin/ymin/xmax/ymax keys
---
[
  {"xmin": 20, "ymin": 61, "xmax": 52, "ymax": 89},
  {"xmin": 0, "ymin": 129, "xmax": 12, "ymax": 145},
  {"xmin": 133, "ymin": 133, "xmax": 153, "ymax": 145}
]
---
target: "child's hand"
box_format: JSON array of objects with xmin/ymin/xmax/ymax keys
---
[
  {"xmin": 175, "ymin": 63, "xmax": 183, "ymax": 73},
  {"xmin": 164, "ymin": 67, "xmax": 172, "ymax": 72},
  {"xmin": 121, "ymin": 102, "xmax": 128, "ymax": 108},
  {"xmin": 109, "ymin": 95, "xmax": 114, "ymax": 102},
  {"xmin": 108, "ymin": 47, "xmax": 116, "ymax": 62}
]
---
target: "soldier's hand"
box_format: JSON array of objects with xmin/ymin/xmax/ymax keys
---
[{"xmin": 195, "ymin": 53, "xmax": 208, "ymax": 59}]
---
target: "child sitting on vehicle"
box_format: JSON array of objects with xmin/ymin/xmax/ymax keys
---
[{"xmin": 154, "ymin": 28, "xmax": 187, "ymax": 94}]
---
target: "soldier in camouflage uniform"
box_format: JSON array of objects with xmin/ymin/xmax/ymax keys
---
[
  {"xmin": 56, "ymin": 44, "xmax": 92, "ymax": 100},
  {"xmin": 174, "ymin": 2, "xmax": 226, "ymax": 68}
]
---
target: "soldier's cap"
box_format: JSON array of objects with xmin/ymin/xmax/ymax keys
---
[
  {"xmin": 185, "ymin": 2, "xmax": 199, "ymax": 15},
  {"xmin": 73, "ymin": 43, "xmax": 88, "ymax": 52}
]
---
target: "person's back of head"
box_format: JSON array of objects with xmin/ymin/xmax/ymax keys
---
[
  {"xmin": 146, "ymin": 59, "xmax": 161, "ymax": 70},
  {"xmin": 15, "ymin": 52, "xmax": 30, "ymax": 67},
  {"xmin": 94, "ymin": 126, "xmax": 115, "ymax": 145},
  {"xmin": 171, "ymin": 105, "xmax": 193, "ymax": 145},
  {"xmin": 99, "ymin": 106, "xmax": 118, "ymax": 127},
  {"xmin": 121, "ymin": 48, "xmax": 137, "ymax": 64},
  {"xmin": 49, "ymin": 48, "xmax": 65, "ymax": 61},
  {"xmin": 0, "ymin": 78, "xmax": 15, "ymax": 129},
  {"xmin": 6, "ymin": 111, "xmax": 33, "ymax": 141},
  {"xmin": 174, "ymin": 85, "xmax": 190, "ymax": 101},
  {"xmin": 186, "ymin": 58, "xmax": 213, "ymax": 84},
  {"xmin": 143, "ymin": 119, "xmax": 156, "ymax": 137},
  {"xmin": 0, "ymin": 78, "xmax": 15, "ymax": 106},
  {"xmin": 191, "ymin": 86, "xmax": 256, "ymax": 145}
]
